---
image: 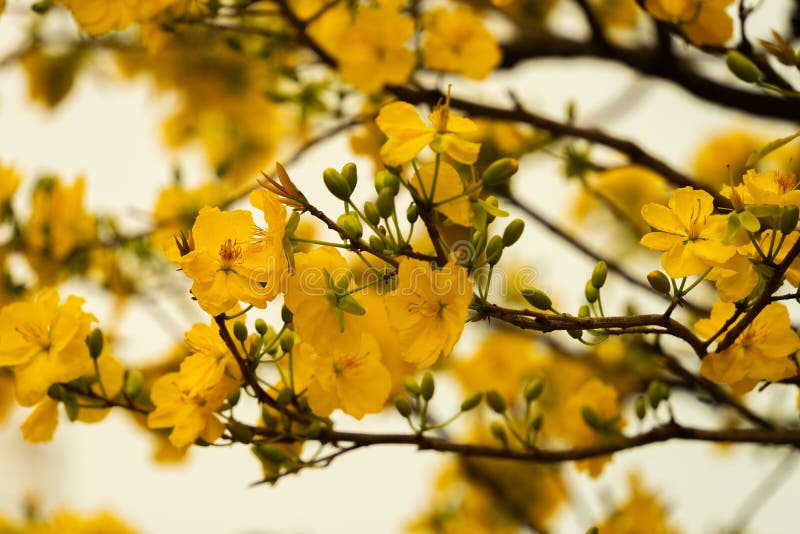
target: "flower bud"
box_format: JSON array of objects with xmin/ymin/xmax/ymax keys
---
[
  {"xmin": 578, "ymin": 305, "xmax": 590, "ymax": 317},
  {"xmin": 305, "ymin": 421, "xmax": 323, "ymax": 439},
  {"xmin": 279, "ymin": 331, "xmax": 294, "ymax": 352},
  {"xmin": 123, "ymin": 369, "xmax": 143, "ymax": 398},
  {"xmin": 253, "ymin": 319, "xmax": 268, "ymax": 336},
  {"xmin": 420, "ymin": 371, "xmax": 435, "ymax": 401},
  {"xmin": 254, "ymin": 443, "xmax": 289, "ymax": 464},
  {"xmin": 377, "ymin": 170, "xmax": 400, "ymax": 195},
  {"xmin": 647, "ymin": 270, "xmax": 671, "ymax": 295},
  {"xmin": 586, "ymin": 528, "xmax": 599, "ymax": 534},
  {"xmin": 489, "ymin": 421, "xmax": 508, "ymax": 445},
  {"xmin": 404, "ymin": 377, "xmax": 421, "ymax": 396},
  {"xmin": 276, "ymin": 388, "xmax": 293, "ymax": 410},
  {"xmin": 530, "ymin": 413, "xmax": 544, "ymax": 432},
  {"xmin": 394, "ymin": 397, "xmax": 413, "ymax": 417},
  {"xmin": 227, "ymin": 421, "xmax": 254, "ymax": 444},
  {"xmin": 86, "ymin": 328, "xmax": 104, "ymax": 360},
  {"xmin": 226, "ymin": 388, "xmax": 241, "ymax": 408},
  {"xmin": 482, "ymin": 158, "xmax": 519, "ymax": 187},
  {"xmin": 502, "ymin": 219, "xmax": 525, "ymax": 247},
  {"xmin": 364, "ymin": 201, "xmax": 381, "ymax": 226},
  {"xmin": 781, "ymin": 205, "xmax": 799, "ymax": 234},
  {"xmin": 521, "ymin": 287, "xmax": 552, "ymax": 310},
  {"xmin": 47, "ymin": 383, "xmax": 65, "ymax": 401},
  {"xmin": 584, "ymin": 281, "xmax": 598, "ymax": 303},
  {"xmin": 369, "ymin": 235, "xmax": 386, "ymax": 253},
  {"xmin": 233, "ymin": 321, "xmax": 248, "ymax": 342},
  {"xmin": 460, "ymin": 392, "xmax": 483, "ymax": 411},
  {"xmin": 323, "ymin": 168, "xmax": 352, "ymax": 201},
  {"xmin": 485, "ymin": 235, "xmax": 504, "ymax": 265},
  {"xmin": 726, "ymin": 50, "xmax": 761, "ymax": 83},
  {"xmin": 486, "ymin": 390, "xmax": 506, "ymax": 413},
  {"xmin": 524, "ymin": 377, "xmax": 544, "ymax": 403},
  {"xmin": 647, "ymin": 380, "xmax": 669, "ymax": 408},
  {"xmin": 406, "ymin": 203, "xmax": 419, "ymax": 223},
  {"xmin": 337, "ymin": 212, "xmax": 363, "ymax": 240},
  {"xmin": 341, "ymin": 162, "xmax": 358, "ymax": 191},
  {"xmin": 591, "ymin": 261, "xmax": 608, "ymax": 289},
  {"xmin": 635, "ymin": 395, "xmax": 647, "ymax": 420},
  {"xmin": 581, "ymin": 406, "xmax": 604, "ymax": 431},
  {"xmin": 281, "ymin": 305, "xmax": 293, "ymax": 324},
  {"xmin": 568, "ymin": 329, "xmax": 583, "ymax": 340},
  {"xmin": 377, "ymin": 188, "xmax": 395, "ymax": 218}
]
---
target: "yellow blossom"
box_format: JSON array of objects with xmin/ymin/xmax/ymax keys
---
[
  {"xmin": 563, "ymin": 378, "xmax": 624, "ymax": 477},
  {"xmin": 413, "ymin": 161, "xmax": 473, "ymax": 226},
  {"xmin": 20, "ymin": 397, "xmax": 60, "ymax": 443},
  {"xmin": 0, "ymin": 161, "xmax": 20, "ymax": 207},
  {"xmin": 179, "ymin": 207, "xmax": 272, "ymax": 316},
  {"xmin": 298, "ymin": 334, "xmax": 390, "ymax": 419},
  {"xmin": 59, "ymin": 0, "xmax": 136, "ymax": 35},
  {"xmin": 0, "ymin": 288, "xmax": 95, "ymax": 406},
  {"xmin": 693, "ymin": 130, "xmax": 761, "ymax": 190},
  {"xmin": 147, "ymin": 371, "xmax": 236, "ymax": 447},
  {"xmin": 250, "ymin": 189, "xmax": 289, "ymax": 300},
  {"xmin": 376, "ymin": 101, "xmax": 481, "ymax": 167},
  {"xmin": 644, "ymin": 0, "xmax": 734, "ymax": 46},
  {"xmin": 696, "ymin": 302, "xmax": 800, "ymax": 390},
  {"xmin": 386, "ymin": 258, "xmax": 473, "ymax": 368},
  {"xmin": 597, "ymin": 474, "xmax": 682, "ymax": 534},
  {"xmin": 640, "ymin": 187, "xmax": 735, "ymax": 278},
  {"xmin": 177, "ymin": 321, "xmax": 239, "ymax": 397},
  {"xmin": 723, "ymin": 169, "xmax": 800, "ymax": 208},
  {"xmin": 76, "ymin": 346, "xmax": 127, "ymax": 424},
  {"xmin": 422, "ymin": 7, "xmax": 501, "ymax": 80},
  {"xmin": 30, "ymin": 510, "xmax": 138, "ymax": 534}
]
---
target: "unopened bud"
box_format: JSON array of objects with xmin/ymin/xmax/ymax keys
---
[
  {"xmin": 123, "ymin": 370, "xmax": 143, "ymax": 398},
  {"xmin": 341, "ymin": 162, "xmax": 358, "ymax": 191},
  {"xmin": 369, "ymin": 235, "xmax": 385, "ymax": 253},
  {"xmin": 323, "ymin": 168, "xmax": 352, "ymax": 201},
  {"xmin": 460, "ymin": 392, "xmax": 483, "ymax": 411},
  {"xmin": 521, "ymin": 287, "xmax": 552, "ymax": 310},
  {"xmin": 377, "ymin": 188, "xmax": 395, "ymax": 218},
  {"xmin": 726, "ymin": 50, "xmax": 761, "ymax": 83},
  {"xmin": 404, "ymin": 377, "xmax": 421, "ymax": 396},
  {"xmin": 364, "ymin": 201, "xmax": 381, "ymax": 226},
  {"xmin": 227, "ymin": 421, "xmax": 254, "ymax": 444},
  {"xmin": 377, "ymin": 170, "xmax": 400, "ymax": 195},
  {"xmin": 781, "ymin": 205, "xmax": 799, "ymax": 234},
  {"xmin": 276, "ymin": 388, "xmax": 293, "ymax": 410},
  {"xmin": 530, "ymin": 413, "xmax": 544, "ymax": 432},
  {"xmin": 279, "ymin": 331, "xmax": 294, "ymax": 352},
  {"xmin": 490, "ymin": 421, "xmax": 508, "ymax": 444},
  {"xmin": 584, "ymin": 281, "xmax": 598, "ymax": 303},
  {"xmin": 337, "ymin": 212, "xmax": 363, "ymax": 240},
  {"xmin": 394, "ymin": 397, "xmax": 412, "ymax": 417},
  {"xmin": 502, "ymin": 219, "xmax": 525, "ymax": 247},
  {"xmin": 406, "ymin": 203, "xmax": 418, "ymax": 223},
  {"xmin": 305, "ymin": 421, "xmax": 322, "ymax": 439},
  {"xmin": 420, "ymin": 371, "xmax": 435, "ymax": 401},
  {"xmin": 86, "ymin": 328, "xmax": 104, "ymax": 359},
  {"xmin": 281, "ymin": 305, "xmax": 293, "ymax": 324},
  {"xmin": 486, "ymin": 390, "xmax": 507, "ymax": 413},
  {"xmin": 591, "ymin": 261, "xmax": 608, "ymax": 289},
  {"xmin": 524, "ymin": 377, "xmax": 545, "ymax": 402},
  {"xmin": 647, "ymin": 270, "xmax": 671, "ymax": 295},
  {"xmin": 581, "ymin": 406, "xmax": 604, "ymax": 431},
  {"xmin": 635, "ymin": 395, "xmax": 647, "ymax": 420},
  {"xmin": 482, "ymin": 158, "xmax": 519, "ymax": 186},
  {"xmin": 578, "ymin": 305, "xmax": 590, "ymax": 317},
  {"xmin": 485, "ymin": 235, "xmax": 504, "ymax": 265},
  {"xmin": 233, "ymin": 321, "xmax": 248, "ymax": 342}
]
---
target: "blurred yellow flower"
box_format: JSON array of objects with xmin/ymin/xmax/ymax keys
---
[
  {"xmin": 644, "ymin": 0, "xmax": 733, "ymax": 46},
  {"xmin": 413, "ymin": 161, "xmax": 473, "ymax": 226},
  {"xmin": 597, "ymin": 474, "xmax": 682, "ymax": 534},
  {"xmin": 422, "ymin": 7, "xmax": 501, "ymax": 80}
]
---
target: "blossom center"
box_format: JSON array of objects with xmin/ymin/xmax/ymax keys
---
[
  {"xmin": 218, "ymin": 239, "xmax": 243, "ymax": 270},
  {"xmin": 17, "ymin": 322, "xmax": 51, "ymax": 351},
  {"xmin": 776, "ymin": 172, "xmax": 798, "ymax": 194}
]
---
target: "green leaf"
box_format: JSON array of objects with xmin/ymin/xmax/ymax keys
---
[
  {"xmin": 745, "ymin": 129, "xmax": 800, "ymax": 169},
  {"xmin": 723, "ymin": 213, "xmax": 741, "ymax": 243},
  {"xmin": 739, "ymin": 210, "xmax": 761, "ymax": 232},
  {"xmin": 475, "ymin": 198, "xmax": 509, "ymax": 218}
]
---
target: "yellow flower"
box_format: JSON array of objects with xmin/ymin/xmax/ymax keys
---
[
  {"xmin": 179, "ymin": 207, "xmax": 271, "ymax": 316},
  {"xmin": 640, "ymin": 187, "xmax": 735, "ymax": 278},
  {"xmin": 76, "ymin": 346, "xmax": 127, "ymax": 424},
  {"xmin": 177, "ymin": 321, "xmax": 239, "ymax": 397},
  {"xmin": 705, "ymin": 253, "xmax": 759, "ymax": 302},
  {"xmin": 0, "ymin": 369, "xmax": 14, "ymax": 424},
  {"xmin": 724, "ymin": 169, "xmax": 800, "ymax": 208},
  {"xmin": 59, "ymin": 0, "xmax": 136, "ymax": 35},
  {"xmin": 376, "ymin": 101, "xmax": 481, "ymax": 167},
  {"xmin": 696, "ymin": 302, "xmax": 800, "ymax": 390},
  {"xmin": 284, "ymin": 247, "xmax": 362, "ymax": 350},
  {"xmin": 597, "ymin": 474, "xmax": 682, "ymax": 534},
  {"xmin": 644, "ymin": 0, "xmax": 733, "ymax": 46},
  {"xmin": 413, "ymin": 161, "xmax": 473, "ymax": 226},
  {"xmin": 152, "ymin": 180, "xmax": 229, "ymax": 261},
  {"xmin": 693, "ymin": 130, "xmax": 761, "ymax": 190},
  {"xmin": 250, "ymin": 189, "xmax": 289, "ymax": 300},
  {"xmin": 147, "ymin": 371, "xmax": 235, "ymax": 447},
  {"xmin": 563, "ymin": 378, "xmax": 624, "ymax": 477},
  {"xmin": 326, "ymin": 5, "xmax": 415, "ymax": 93},
  {"xmin": 0, "ymin": 288, "xmax": 95, "ymax": 406},
  {"xmin": 299, "ymin": 334, "xmax": 391, "ymax": 419},
  {"xmin": 25, "ymin": 177, "xmax": 96, "ymax": 283},
  {"xmin": 386, "ymin": 258, "xmax": 473, "ymax": 368},
  {"xmin": 34, "ymin": 510, "xmax": 138, "ymax": 534},
  {"xmin": 0, "ymin": 161, "xmax": 19, "ymax": 207},
  {"xmin": 422, "ymin": 7, "xmax": 501, "ymax": 80}
]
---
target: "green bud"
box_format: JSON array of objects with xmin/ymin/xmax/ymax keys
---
[
  {"xmin": 586, "ymin": 528, "xmax": 599, "ymax": 534},
  {"xmin": 253, "ymin": 443, "xmax": 289, "ymax": 464},
  {"xmin": 482, "ymin": 158, "xmax": 519, "ymax": 187},
  {"xmin": 484, "ymin": 196, "xmax": 500, "ymax": 223},
  {"xmin": 31, "ymin": 2, "xmax": 52, "ymax": 14},
  {"xmin": 460, "ymin": 392, "xmax": 483, "ymax": 411},
  {"xmin": 377, "ymin": 170, "xmax": 400, "ymax": 195},
  {"xmin": 404, "ymin": 377, "xmax": 421, "ymax": 396},
  {"xmin": 276, "ymin": 388, "xmax": 293, "ymax": 410},
  {"xmin": 227, "ymin": 421, "xmax": 254, "ymax": 444},
  {"xmin": 647, "ymin": 380, "xmax": 669, "ymax": 409},
  {"xmin": 364, "ymin": 201, "xmax": 381, "ymax": 226},
  {"xmin": 471, "ymin": 230, "xmax": 487, "ymax": 257},
  {"xmin": 568, "ymin": 329, "xmax": 583, "ymax": 340},
  {"xmin": 406, "ymin": 203, "xmax": 418, "ymax": 223},
  {"xmin": 279, "ymin": 331, "xmax": 294, "ymax": 352},
  {"xmin": 530, "ymin": 413, "xmax": 544, "ymax": 432},
  {"xmin": 64, "ymin": 397, "xmax": 79, "ymax": 422},
  {"xmin": 281, "ymin": 305, "xmax": 293, "ymax": 324},
  {"xmin": 305, "ymin": 421, "xmax": 323, "ymax": 439},
  {"xmin": 420, "ymin": 371, "xmax": 435, "ymax": 401},
  {"xmin": 584, "ymin": 281, "xmax": 599, "ymax": 303},
  {"xmin": 337, "ymin": 294, "xmax": 366, "ymax": 315},
  {"xmin": 486, "ymin": 390, "xmax": 507, "ymax": 414},
  {"xmin": 581, "ymin": 406, "xmax": 604, "ymax": 431},
  {"xmin": 85, "ymin": 328, "xmax": 104, "ymax": 360},
  {"xmin": 337, "ymin": 212, "xmax": 363, "ymax": 240},
  {"xmin": 485, "ymin": 235, "xmax": 504, "ymax": 265},
  {"xmin": 369, "ymin": 235, "xmax": 386, "ymax": 253},
  {"xmin": 489, "ymin": 421, "xmax": 508, "ymax": 445},
  {"xmin": 578, "ymin": 305, "xmax": 590, "ymax": 317},
  {"xmin": 635, "ymin": 395, "xmax": 647, "ymax": 420},
  {"xmin": 521, "ymin": 287, "xmax": 552, "ymax": 310},
  {"xmin": 647, "ymin": 270, "xmax": 672, "ymax": 295},
  {"xmin": 395, "ymin": 397, "xmax": 413, "ymax": 417},
  {"xmin": 781, "ymin": 205, "xmax": 799, "ymax": 234},
  {"xmin": 341, "ymin": 162, "xmax": 358, "ymax": 191},
  {"xmin": 726, "ymin": 50, "xmax": 761, "ymax": 83},
  {"xmin": 233, "ymin": 321, "xmax": 248, "ymax": 342},
  {"xmin": 524, "ymin": 377, "xmax": 545, "ymax": 403},
  {"xmin": 323, "ymin": 168, "xmax": 352, "ymax": 201},
  {"xmin": 226, "ymin": 388, "xmax": 241, "ymax": 408},
  {"xmin": 502, "ymin": 219, "xmax": 525, "ymax": 247},
  {"xmin": 377, "ymin": 188, "xmax": 395, "ymax": 219},
  {"xmin": 47, "ymin": 383, "xmax": 65, "ymax": 401},
  {"xmin": 123, "ymin": 370, "xmax": 143, "ymax": 398},
  {"xmin": 591, "ymin": 261, "xmax": 608, "ymax": 289},
  {"xmin": 254, "ymin": 318, "xmax": 268, "ymax": 336}
]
